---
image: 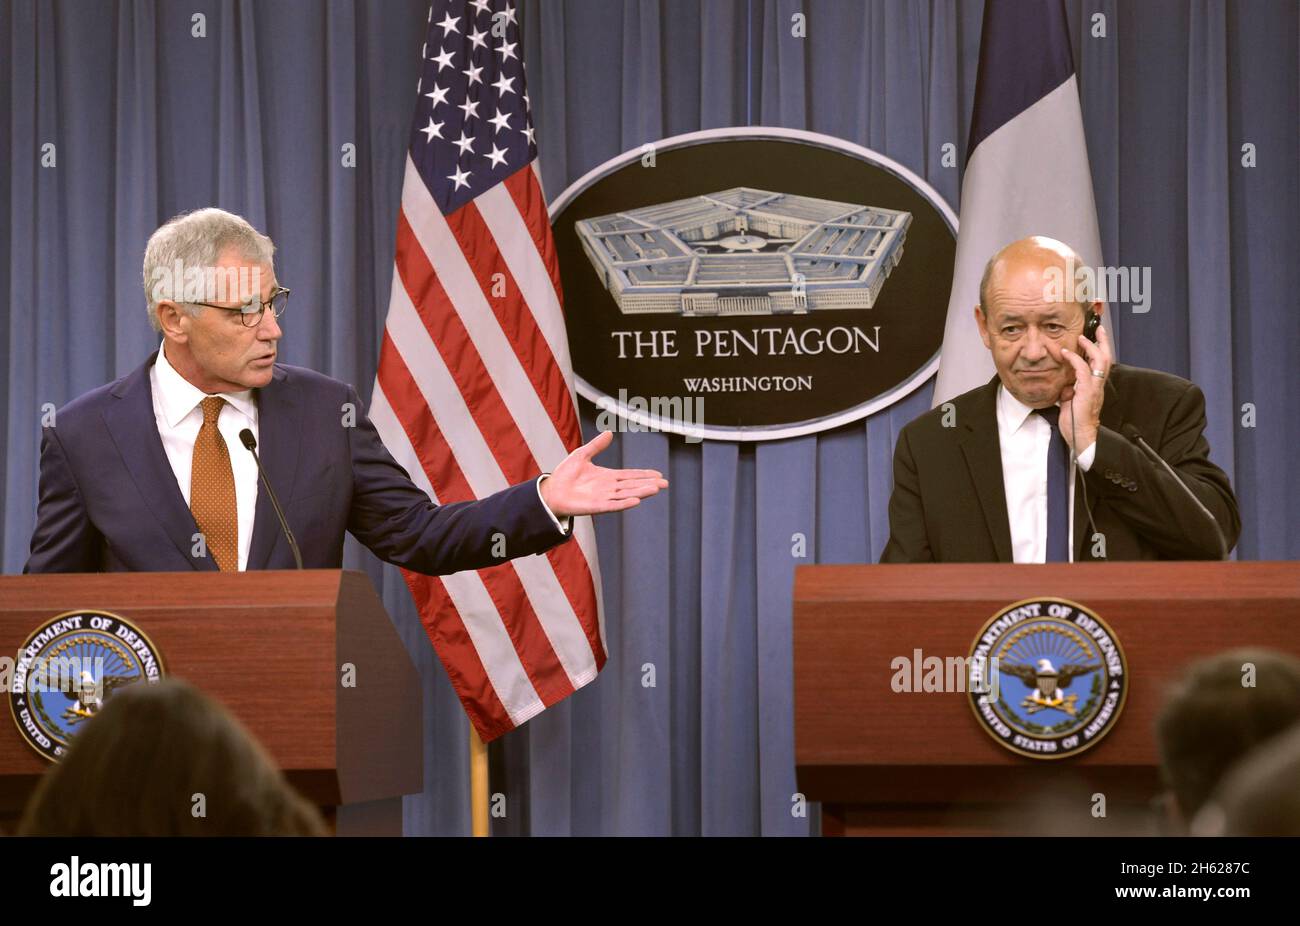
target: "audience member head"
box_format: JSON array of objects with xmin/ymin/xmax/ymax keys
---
[
  {"xmin": 1155, "ymin": 648, "xmax": 1300, "ymax": 830},
  {"xmin": 18, "ymin": 678, "xmax": 326, "ymax": 836},
  {"xmin": 1191, "ymin": 722, "xmax": 1300, "ymax": 836}
]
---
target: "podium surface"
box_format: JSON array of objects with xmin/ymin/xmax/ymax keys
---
[
  {"xmin": 0, "ymin": 570, "xmax": 421, "ymax": 835},
  {"xmin": 794, "ymin": 561, "xmax": 1300, "ymax": 835}
]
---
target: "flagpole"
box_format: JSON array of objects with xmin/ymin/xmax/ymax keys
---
[{"xmin": 470, "ymin": 727, "xmax": 489, "ymax": 836}]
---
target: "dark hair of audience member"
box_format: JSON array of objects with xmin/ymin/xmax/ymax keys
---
[
  {"xmin": 1192, "ymin": 722, "xmax": 1300, "ymax": 836},
  {"xmin": 18, "ymin": 678, "xmax": 326, "ymax": 836},
  {"xmin": 1155, "ymin": 648, "xmax": 1300, "ymax": 826}
]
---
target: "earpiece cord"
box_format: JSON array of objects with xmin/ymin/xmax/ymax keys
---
[{"xmin": 1067, "ymin": 399, "xmax": 1102, "ymax": 561}]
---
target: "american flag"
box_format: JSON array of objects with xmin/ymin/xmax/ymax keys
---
[{"xmin": 370, "ymin": 0, "xmax": 605, "ymax": 741}]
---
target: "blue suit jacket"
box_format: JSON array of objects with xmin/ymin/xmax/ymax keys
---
[{"xmin": 24, "ymin": 352, "xmax": 571, "ymax": 573}]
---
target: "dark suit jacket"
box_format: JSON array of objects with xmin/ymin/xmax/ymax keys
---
[
  {"xmin": 880, "ymin": 363, "xmax": 1240, "ymax": 562},
  {"xmin": 24, "ymin": 352, "xmax": 571, "ymax": 573}
]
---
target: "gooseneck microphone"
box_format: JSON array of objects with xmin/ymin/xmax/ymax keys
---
[
  {"xmin": 239, "ymin": 428, "xmax": 304, "ymax": 570},
  {"xmin": 1121, "ymin": 423, "xmax": 1228, "ymax": 560}
]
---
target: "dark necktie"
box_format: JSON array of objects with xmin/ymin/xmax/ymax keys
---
[
  {"xmin": 191, "ymin": 396, "xmax": 238, "ymax": 571},
  {"xmin": 1034, "ymin": 406, "xmax": 1070, "ymax": 562}
]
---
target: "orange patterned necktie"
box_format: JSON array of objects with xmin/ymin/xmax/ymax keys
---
[{"xmin": 190, "ymin": 396, "xmax": 238, "ymax": 571}]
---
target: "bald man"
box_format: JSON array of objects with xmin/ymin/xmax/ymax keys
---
[{"xmin": 881, "ymin": 236, "xmax": 1239, "ymax": 563}]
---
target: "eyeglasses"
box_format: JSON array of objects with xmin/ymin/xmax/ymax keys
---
[{"xmin": 186, "ymin": 286, "xmax": 291, "ymax": 328}]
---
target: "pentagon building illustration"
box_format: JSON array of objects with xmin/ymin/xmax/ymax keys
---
[{"xmin": 575, "ymin": 187, "xmax": 912, "ymax": 316}]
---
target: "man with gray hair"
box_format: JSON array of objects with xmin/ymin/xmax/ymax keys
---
[
  {"xmin": 26, "ymin": 208, "xmax": 666, "ymax": 574},
  {"xmin": 881, "ymin": 235, "xmax": 1238, "ymax": 562}
]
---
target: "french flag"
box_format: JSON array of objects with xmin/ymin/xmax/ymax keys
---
[{"xmin": 932, "ymin": 0, "xmax": 1112, "ymax": 406}]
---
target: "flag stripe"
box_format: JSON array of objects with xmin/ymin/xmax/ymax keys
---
[
  {"xmin": 447, "ymin": 186, "xmax": 580, "ymax": 446},
  {"xmin": 401, "ymin": 157, "xmax": 572, "ymax": 471},
  {"xmin": 488, "ymin": 175, "xmax": 574, "ymax": 392},
  {"xmin": 503, "ymin": 168, "xmax": 566, "ymax": 315},
  {"xmin": 966, "ymin": 0, "xmax": 1075, "ymax": 160},
  {"xmin": 395, "ymin": 209, "xmax": 533, "ymax": 481},
  {"xmin": 566, "ymin": 518, "xmax": 608, "ymax": 654},
  {"xmin": 544, "ymin": 541, "xmax": 606, "ymax": 670},
  {"xmin": 378, "ymin": 332, "xmax": 579, "ymax": 706},
  {"xmin": 368, "ymin": 377, "xmax": 541, "ymax": 731},
  {"xmin": 383, "ymin": 272, "xmax": 600, "ymax": 690},
  {"xmin": 399, "ymin": 168, "xmax": 606, "ymax": 666}
]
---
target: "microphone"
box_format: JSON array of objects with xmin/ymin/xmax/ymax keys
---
[
  {"xmin": 239, "ymin": 428, "xmax": 304, "ymax": 570},
  {"xmin": 1120, "ymin": 424, "xmax": 1228, "ymax": 560}
]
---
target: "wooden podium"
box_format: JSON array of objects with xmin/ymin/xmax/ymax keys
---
[
  {"xmin": 0, "ymin": 570, "xmax": 422, "ymax": 836},
  {"xmin": 794, "ymin": 562, "xmax": 1300, "ymax": 836}
]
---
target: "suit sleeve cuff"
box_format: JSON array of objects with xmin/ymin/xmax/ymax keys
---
[
  {"xmin": 1077, "ymin": 442, "xmax": 1097, "ymax": 472},
  {"xmin": 535, "ymin": 474, "xmax": 571, "ymax": 535}
]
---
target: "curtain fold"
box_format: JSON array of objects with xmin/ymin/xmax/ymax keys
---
[{"xmin": 1186, "ymin": 0, "xmax": 1236, "ymax": 487}]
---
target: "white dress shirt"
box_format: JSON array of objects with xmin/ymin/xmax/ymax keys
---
[
  {"xmin": 150, "ymin": 345, "xmax": 260, "ymax": 570},
  {"xmin": 149, "ymin": 346, "xmax": 567, "ymax": 572},
  {"xmin": 995, "ymin": 384, "xmax": 1096, "ymax": 563}
]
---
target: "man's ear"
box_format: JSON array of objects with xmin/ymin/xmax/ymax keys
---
[
  {"xmin": 156, "ymin": 301, "xmax": 190, "ymax": 345},
  {"xmin": 973, "ymin": 305, "xmax": 992, "ymax": 350},
  {"xmin": 1090, "ymin": 299, "xmax": 1104, "ymax": 322}
]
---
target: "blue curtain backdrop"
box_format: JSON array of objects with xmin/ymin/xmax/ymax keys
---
[{"xmin": 2, "ymin": 0, "xmax": 1297, "ymax": 835}]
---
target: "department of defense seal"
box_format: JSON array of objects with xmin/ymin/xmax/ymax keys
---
[
  {"xmin": 968, "ymin": 597, "xmax": 1126, "ymax": 760},
  {"xmin": 8, "ymin": 610, "xmax": 165, "ymax": 762}
]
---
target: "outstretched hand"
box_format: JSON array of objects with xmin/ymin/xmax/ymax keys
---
[{"xmin": 539, "ymin": 430, "xmax": 669, "ymax": 517}]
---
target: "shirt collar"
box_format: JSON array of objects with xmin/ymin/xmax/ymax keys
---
[
  {"xmin": 154, "ymin": 345, "xmax": 257, "ymax": 429},
  {"xmin": 996, "ymin": 382, "xmax": 1039, "ymax": 439}
]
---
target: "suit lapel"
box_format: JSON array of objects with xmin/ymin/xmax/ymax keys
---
[
  {"xmin": 246, "ymin": 365, "xmax": 302, "ymax": 570},
  {"xmin": 1074, "ymin": 376, "xmax": 1123, "ymax": 560},
  {"xmin": 102, "ymin": 353, "xmax": 215, "ymax": 571},
  {"xmin": 958, "ymin": 376, "xmax": 1014, "ymax": 563}
]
